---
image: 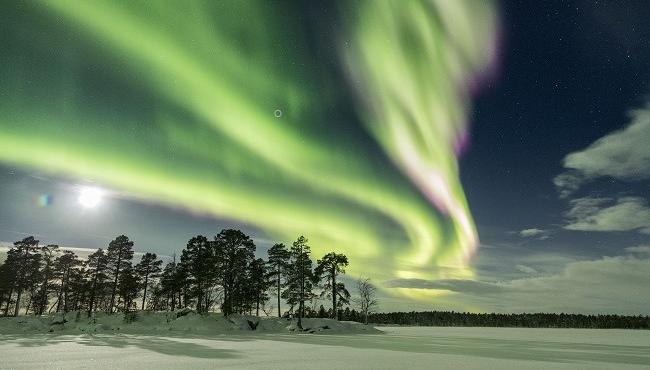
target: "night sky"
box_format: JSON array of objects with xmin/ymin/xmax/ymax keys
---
[{"xmin": 1, "ymin": 1, "xmax": 649, "ymax": 314}]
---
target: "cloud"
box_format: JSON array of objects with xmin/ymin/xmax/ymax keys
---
[
  {"xmin": 515, "ymin": 264, "xmax": 538, "ymax": 274},
  {"xmin": 384, "ymin": 278, "xmax": 503, "ymax": 294},
  {"xmin": 518, "ymin": 228, "xmax": 550, "ymax": 240},
  {"xmin": 388, "ymin": 255, "xmax": 650, "ymax": 315},
  {"xmin": 564, "ymin": 196, "xmax": 650, "ymax": 234},
  {"xmin": 625, "ymin": 245, "xmax": 650, "ymax": 254},
  {"xmin": 0, "ymin": 244, "xmax": 173, "ymax": 262},
  {"xmin": 554, "ymin": 104, "xmax": 650, "ymax": 196},
  {"xmin": 501, "ymin": 256, "xmax": 650, "ymax": 314},
  {"xmin": 552, "ymin": 172, "xmax": 584, "ymax": 199}
]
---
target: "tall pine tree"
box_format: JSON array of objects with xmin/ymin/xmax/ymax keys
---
[
  {"xmin": 9, "ymin": 237, "xmax": 41, "ymax": 316},
  {"xmin": 315, "ymin": 252, "xmax": 349, "ymax": 320},
  {"xmin": 214, "ymin": 229, "xmax": 255, "ymax": 316},
  {"xmin": 86, "ymin": 248, "xmax": 109, "ymax": 317},
  {"xmin": 267, "ymin": 243, "xmax": 290, "ymax": 317},
  {"xmin": 284, "ymin": 235, "xmax": 315, "ymax": 329},
  {"xmin": 135, "ymin": 252, "xmax": 163, "ymax": 310},
  {"xmin": 181, "ymin": 236, "xmax": 213, "ymax": 313},
  {"xmin": 106, "ymin": 235, "xmax": 134, "ymax": 314},
  {"xmin": 54, "ymin": 251, "xmax": 82, "ymax": 313}
]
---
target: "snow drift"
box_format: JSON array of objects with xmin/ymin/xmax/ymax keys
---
[{"xmin": 0, "ymin": 311, "xmax": 381, "ymax": 335}]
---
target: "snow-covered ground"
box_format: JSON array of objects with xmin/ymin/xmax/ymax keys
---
[
  {"xmin": 0, "ymin": 311, "xmax": 379, "ymax": 335},
  {"xmin": 1, "ymin": 324, "xmax": 649, "ymax": 369}
]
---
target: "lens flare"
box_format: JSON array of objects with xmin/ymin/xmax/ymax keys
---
[{"xmin": 37, "ymin": 194, "xmax": 53, "ymax": 207}]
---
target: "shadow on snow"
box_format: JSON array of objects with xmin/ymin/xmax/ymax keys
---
[{"xmin": 1, "ymin": 331, "xmax": 649, "ymax": 365}]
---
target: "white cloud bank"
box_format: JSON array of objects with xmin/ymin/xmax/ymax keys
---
[
  {"xmin": 625, "ymin": 245, "xmax": 650, "ymax": 254},
  {"xmin": 518, "ymin": 228, "xmax": 551, "ymax": 240},
  {"xmin": 563, "ymin": 197, "xmax": 650, "ymax": 234},
  {"xmin": 387, "ymin": 254, "xmax": 650, "ymax": 315},
  {"xmin": 554, "ymin": 104, "xmax": 650, "ymax": 197}
]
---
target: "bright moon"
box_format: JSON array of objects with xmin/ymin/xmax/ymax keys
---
[{"xmin": 78, "ymin": 187, "xmax": 103, "ymax": 208}]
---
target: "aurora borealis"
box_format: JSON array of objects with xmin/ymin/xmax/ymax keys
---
[
  {"xmin": 0, "ymin": 0, "xmax": 497, "ymax": 298},
  {"xmin": 3, "ymin": 0, "xmax": 650, "ymax": 315}
]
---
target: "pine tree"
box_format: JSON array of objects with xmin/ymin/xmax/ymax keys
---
[
  {"xmin": 54, "ymin": 251, "xmax": 82, "ymax": 313},
  {"xmin": 9, "ymin": 237, "xmax": 41, "ymax": 316},
  {"xmin": 266, "ymin": 243, "xmax": 290, "ymax": 317},
  {"xmin": 315, "ymin": 252, "xmax": 349, "ymax": 320},
  {"xmin": 66, "ymin": 261, "xmax": 86, "ymax": 312},
  {"xmin": 135, "ymin": 252, "xmax": 163, "ymax": 310},
  {"xmin": 86, "ymin": 248, "xmax": 109, "ymax": 317},
  {"xmin": 284, "ymin": 235, "xmax": 315, "ymax": 329},
  {"xmin": 181, "ymin": 236, "xmax": 213, "ymax": 313},
  {"xmin": 248, "ymin": 258, "xmax": 270, "ymax": 316},
  {"xmin": 106, "ymin": 235, "xmax": 134, "ymax": 314},
  {"xmin": 117, "ymin": 266, "xmax": 139, "ymax": 312},
  {"xmin": 214, "ymin": 229, "xmax": 255, "ymax": 316},
  {"xmin": 0, "ymin": 251, "xmax": 18, "ymax": 316},
  {"xmin": 35, "ymin": 244, "xmax": 60, "ymax": 315},
  {"xmin": 159, "ymin": 259, "xmax": 179, "ymax": 311}
]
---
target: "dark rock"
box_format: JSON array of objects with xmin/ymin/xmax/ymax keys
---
[
  {"xmin": 176, "ymin": 307, "xmax": 195, "ymax": 318},
  {"xmin": 51, "ymin": 317, "xmax": 68, "ymax": 326}
]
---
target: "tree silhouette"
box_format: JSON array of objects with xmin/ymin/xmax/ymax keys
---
[
  {"xmin": 86, "ymin": 248, "xmax": 109, "ymax": 317},
  {"xmin": 117, "ymin": 265, "xmax": 139, "ymax": 312},
  {"xmin": 315, "ymin": 252, "xmax": 349, "ymax": 320},
  {"xmin": 355, "ymin": 277, "xmax": 378, "ymax": 324},
  {"xmin": 54, "ymin": 250, "xmax": 82, "ymax": 313},
  {"xmin": 158, "ymin": 256, "xmax": 180, "ymax": 311},
  {"xmin": 214, "ymin": 229, "xmax": 256, "ymax": 316},
  {"xmin": 248, "ymin": 257, "xmax": 270, "ymax": 316},
  {"xmin": 135, "ymin": 252, "xmax": 163, "ymax": 310},
  {"xmin": 181, "ymin": 236, "xmax": 213, "ymax": 313},
  {"xmin": 9, "ymin": 236, "xmax": 41, "ymax": 316},
  {"xmin": 34, "ymin": 244, "xmax": 59, "ymax": 315},
  {"xmin": 284, "ymin": 235, "xmax": 315, "ymax": 329},
  {"xmin": 106, "ymin": 235, "xmax": 134, "ymax": 314},
  {"xmin": 266, "ymin": 243, "xmax": 290, "ymax": 317}
]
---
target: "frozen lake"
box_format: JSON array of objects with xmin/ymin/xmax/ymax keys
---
[{"xmin": 1, "ymin": 326, "xmax": 649, "ymax": 369}]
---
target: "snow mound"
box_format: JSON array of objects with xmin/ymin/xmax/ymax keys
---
[{"xmin": 0, "ymin": 312, "xmax": 381, "ymax": 335}]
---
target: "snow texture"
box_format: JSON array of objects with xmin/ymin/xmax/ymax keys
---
[
  {"xmin": 1, "ymin": 320, "xmax": 649, "ymax": 369},
  {"xmin": 0, "ymin": 311, "xmax": 379, "ymax": 335}
]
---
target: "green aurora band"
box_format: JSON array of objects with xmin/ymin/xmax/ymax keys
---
[{"xmin": 0, "ymin": 1, "xmax": 497, "ymax": 300}]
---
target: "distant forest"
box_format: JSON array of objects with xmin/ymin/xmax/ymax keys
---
[{"xmin": 364, "ymin": 311, "xmax": 650, "ymax": 329}]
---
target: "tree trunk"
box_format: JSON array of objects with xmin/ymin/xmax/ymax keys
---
[
  {"xmin": 298, "ymin": 277, "xmax": 304, "ymax": 329},
  {"xmin": 62, "ymin": 268, "xmax": 70, "ymax": 313},
  {"xmin": 13, "ymin": 289, "xmax": 22, "ymax": 317},
  {"xmin": 88, "ymin": 270, "xmax": 99, "ymax": 318},
  {"xmin": 38, "ymin": 261, "xmax": 51, "ymax": 315},
  {"xmin": 276, "ymin": 269, "xmax": 282, "ymax": 318},
  {"xmin": 4, "ymin": 288, "xmax": 13, "ymax": 316},
  {"xmin": 332, "ymin": 268, "xmax": 337, "ymax": 320},
  {"xmin": 109, "ymin": 254, "xmax": 122, "ymax": 314},
  {"xmin": 141, "ymin": 273, "xmax": 149, "ymax": 311},
  {"xmin": 297, "ymin": 301, "xmax": 303, "ymax": 330},
  {"xmin": 26, "ymin": 288, "xmax": 35, "ymax": 315},
  {"xmin": 56, "ymin": 286, "xmax": 63, "ymax": 313}
]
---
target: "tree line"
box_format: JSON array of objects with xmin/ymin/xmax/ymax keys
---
[
  {"xmin": 365, "ymin": 311, "xmax": 650, "ymax": 329},
  {"xmin": 0, "ymin": 231, "xmax": 378, "ymax": 329}
]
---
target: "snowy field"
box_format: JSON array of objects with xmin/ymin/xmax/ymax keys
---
[{"xmin": 1, "ymin": 326, "xmax": 649, "ymax": 369}]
